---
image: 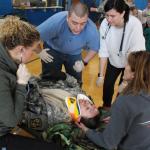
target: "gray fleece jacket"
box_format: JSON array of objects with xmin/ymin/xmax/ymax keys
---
[
  {"xmin": 0, "ymin": 43, "xmax": 26, "ymax": 136},
  {"xmin": 86, "ymin": 93, "xmax": 150, "ymax": 150}
]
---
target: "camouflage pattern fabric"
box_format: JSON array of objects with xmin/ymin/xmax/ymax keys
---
[
  {"xmin": 42, "ymin": 112, "xmax": 110, "ymax": 150},
  {"xmin": 21, "ymin": 75, "xmax": 114, "ymax": 150},
  {"xmin": 38, "ymin": 73, "xmax": 85, "ymax": 96}
]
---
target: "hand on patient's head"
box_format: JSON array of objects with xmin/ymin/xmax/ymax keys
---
[{"xmin": 75, "ymin": 120, "xmax": 89, "ymax": 132}]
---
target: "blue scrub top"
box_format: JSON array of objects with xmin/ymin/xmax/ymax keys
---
[{"xmin": 37, "ymin": 11, "xmax": 100, "ymax": 55}]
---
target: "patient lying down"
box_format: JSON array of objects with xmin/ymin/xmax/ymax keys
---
[{"xmin": 21, "ymin": 74, "xmax": 103, "ymax": 150}]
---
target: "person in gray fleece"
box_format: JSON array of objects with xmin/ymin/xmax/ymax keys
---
[
  {"xmin": 77, "ymin": 51, "xmax": 150, "ymax": 150},
  {"xmin": 0, "ymin": 16, "xmax": 60, "ymax": 150}
]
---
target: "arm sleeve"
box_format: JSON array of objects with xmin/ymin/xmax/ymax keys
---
[
  {"xmin": 0, "ymin": 74, "xmax": 27, "ymax": 127},
  {"xmin": 98, "ymin": 19, "xmax": 109, "ymax": 58},
  {"xmin": 128, "ymin": 19, "xmax": 146, "ymax": 52},
  {"xmin": 86, "ymin": 22, "xmax": 100, "ymax": 52},
  {"xmin": 36, "ymin": 14, "xmax": 60, "ymax": 43},
  {"xmin": 86, "ymin": 96, "xmax": 130, "ymax": 149}
]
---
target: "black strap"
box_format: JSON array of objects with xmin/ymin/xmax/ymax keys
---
[
  {"xmin": 119, "ymin": 22, "xmax": 126, "ymax": 53},
  {"xmin": 103, "ymin": 22, "xmax": 126, "ymax": 54},
  {"xmin": 102, "ymin": 23, "xmax": 111, "ymax": 39}
]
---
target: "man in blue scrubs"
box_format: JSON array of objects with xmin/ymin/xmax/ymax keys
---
[{"xmin": 37, "ymin": 2, "xmax": 100, "ymax": 84}]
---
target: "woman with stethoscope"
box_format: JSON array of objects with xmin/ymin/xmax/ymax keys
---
[{"xmin": 96, "ymin": 0, "xmax": 145, "ymax": 110}]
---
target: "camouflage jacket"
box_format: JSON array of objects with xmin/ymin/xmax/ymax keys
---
[
  {"xmin": 21, "ymin": 75, "xmax": 112, "ymax": 150},
  {"xmin": 22, "ymin": 74, "xmax": 87, "ymax": 130},
  {"xmin": 42, "ymin": 115, "xmax": 109, "ymax": 150}
]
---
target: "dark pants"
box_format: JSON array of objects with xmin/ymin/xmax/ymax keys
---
[
  {"xmin": 41, "ymin": 49, "xmax": 82, "ymax": 83},
  {"xmin": 0, "ymin": 133, "xmax": 61, "ymax": 150},
  {"xmin": 103, "ymin": 61, "xmax": 124, "ymax": 107}
]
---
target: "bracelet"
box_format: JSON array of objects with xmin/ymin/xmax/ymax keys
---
[
  {"xmin": 98, "ymin": 73, "xmax": 103, "ymax": 77},
  {"xmin": 82, "ymin": 60, "xmax": 88, "ymax": 66}
]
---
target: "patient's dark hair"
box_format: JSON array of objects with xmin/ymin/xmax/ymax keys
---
[{"xmin": 80, "ymin": 114, "xmax": 100, "ymax": 129}]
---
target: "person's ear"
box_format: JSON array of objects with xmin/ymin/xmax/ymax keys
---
[
  {"xmin": 20, "ymin": 46, "xmax": 25, "ymax": 54},
  {"xmin": 121, "ymin": 11, "xmax": 125, "ymax": 18},
  {"xmin": 17, "ymin": 46, "xmax": 25, "ymax": 63},
  {"xmin": 15, "ymin": 45, "xmax": 24, "ymax": 54}
]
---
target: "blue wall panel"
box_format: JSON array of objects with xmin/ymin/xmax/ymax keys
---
[
  {"xmin": 12, "ymin": 8, "xmax": 62, "ymax": 26},
  {"xmin": 0, "ymin": 0, "xmax": 12, "ymax": 16},
  {"xmin": 134, "ymin": 0, "xmax": 148, "ymax": 10}
]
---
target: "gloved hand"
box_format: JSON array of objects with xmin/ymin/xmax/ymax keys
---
[
  {"xmin": 17, "ymin": 64, "xmax": 31, "ymax": 85},
  {"xmin": 73, "ymin": 60, "xmax": 84, "ymax": 72},
  {"xmin": 96, "ymin": 75, "xmax": 104, "ymax": 87},
  {"xmin": 38, "ymin": 48, "xmax": 53, "ymax": 63}
]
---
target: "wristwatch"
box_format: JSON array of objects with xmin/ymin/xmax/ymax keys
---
[{"xmin": 82, "ymin": 60, "xmax": 88, "ymax": 66}]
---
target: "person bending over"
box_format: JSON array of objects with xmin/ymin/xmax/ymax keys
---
[{"xmin": 37, "ymin": 2, "xmax": 100, "ymax": 84}]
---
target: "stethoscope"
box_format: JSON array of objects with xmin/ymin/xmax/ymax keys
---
[
  {"xmin": 102, "ymin": 23, "xmax": 126, "ymax": 57},
  {"xmin": 102, "ymin": 24, "xmax": 111, "ymax": 40},
  {"xmin": 118, "ymin": 23, "xmax": 126, "ymax": 56}
]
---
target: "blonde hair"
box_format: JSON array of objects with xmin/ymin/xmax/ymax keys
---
[{"xmin": 0, "ymin": 15, "xmax": 40, "ymax": 50}]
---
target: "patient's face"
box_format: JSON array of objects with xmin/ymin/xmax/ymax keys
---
[{"xmin": 79, "ymin": 100, "xmax": 99, "ymax": 118}]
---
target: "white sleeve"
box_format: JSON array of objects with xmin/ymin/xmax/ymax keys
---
[
  {"xmin": 98, "ymin": 19, "xmax": 109, "ymax": 58},
  {"xmin": 128, "ymin": 19, "xmax": 146, "ymax": 53}
]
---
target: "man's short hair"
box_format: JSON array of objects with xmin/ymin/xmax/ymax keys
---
[{"xmin": 68, "ymin": 2, "xmax": 89, "ymax": 18}]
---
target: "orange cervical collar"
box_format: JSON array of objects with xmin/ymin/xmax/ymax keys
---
[{"xmin": 65, "ymin": 97, "xmax": 80, "ymax": 121}]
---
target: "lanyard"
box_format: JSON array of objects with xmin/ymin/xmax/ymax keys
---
[
  {"xmin": 118, "ymin": 22, "xmax": 126, "ymax": 56},
  {"xmin": 102, "ymin": 23, "xmax": 111, "ymax": 40},
  {"xmin": 102, "ymin": 22, "xmax": 126, "ymax": 56}
]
